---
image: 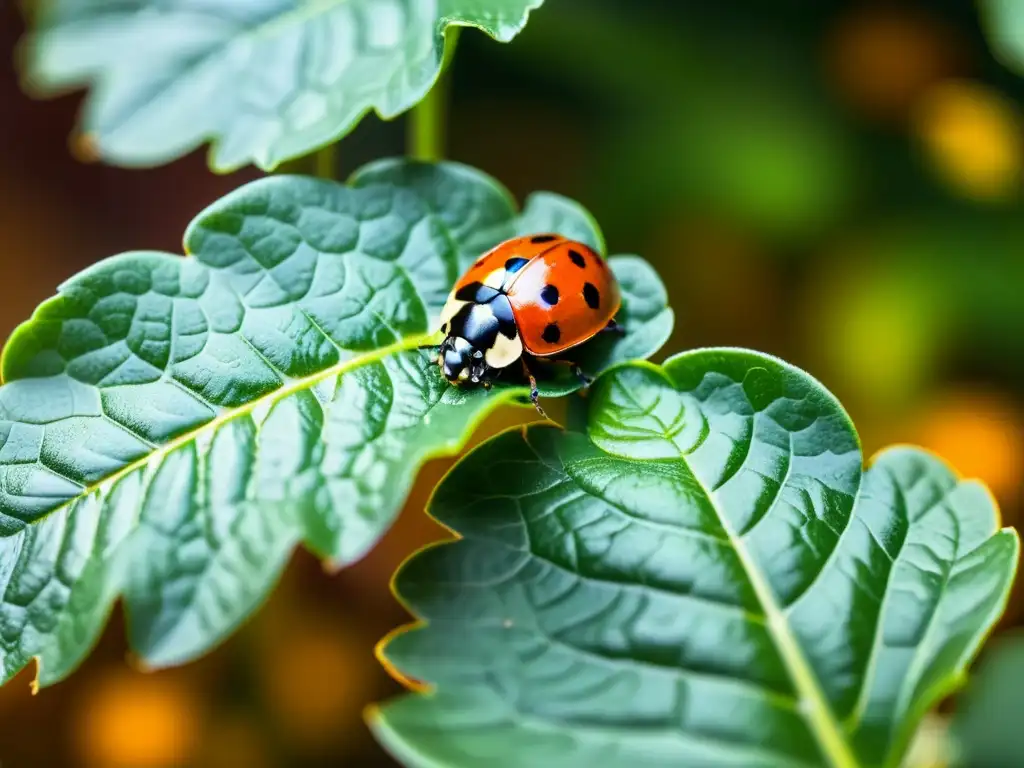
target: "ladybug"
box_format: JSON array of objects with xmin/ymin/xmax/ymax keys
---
[{"xmin": 431, "ymin": 233, "xmax": 624, "ymax": 415}]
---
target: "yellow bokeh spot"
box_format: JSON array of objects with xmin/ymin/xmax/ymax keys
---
[
  {"xmin": 72, "ymin": 670, "xmax": 199, "ymax": 768},
  {"xmin": 805, "ymin": 255, "xmax": 943, "ymax": 411},
  {"xmin": 912, "ymin": 388, "xmax": 1024, "ymax": 508},
  {"xmin": 913, "ymin": 80, "xmax": 1023, "ymax": 201}
]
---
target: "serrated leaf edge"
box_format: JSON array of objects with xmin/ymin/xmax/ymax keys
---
[
  {"xmin": 886, "ymin": 528, "xmax": 1019, "ymax": 767},
  {"xmin": 18, "ymin": 2, "xmax": 548, "ymax": 172},
  {"xmin": 368, "ymin": 352, "xmax": 1023, "ymax": 768},
  {"xmin": 856, "ymin": 442, "xmax": 1021, "ymax": 768}
]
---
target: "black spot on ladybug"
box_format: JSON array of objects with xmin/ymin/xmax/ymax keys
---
[
  {"xmin": 542, "ymin": 323, "xmax": 561, "ymax": 344},
  {"xmin": 474, "ymin": 257, "xmax": 486, "ymax": 267},
  {"xmin": 531, "ymin": 234, "xmax": 557, "ymax": 244},
  {"xmin": 504, "ymin": 256, "xmax": 529, "ymax": 274},
  {"xmin": 441, "ymin": 322, "xmax": 448, "ymax": 333},
  {"xmin": 568, "ymin": 249, "xmax": 586, "ymax": 268},
  {"xmin": 583, "ymin": 282, "xmax": 600, "ymax": 309},
  {"xmin": 540, "ymin": 284, "xmax": 559, "ymax": 306}
]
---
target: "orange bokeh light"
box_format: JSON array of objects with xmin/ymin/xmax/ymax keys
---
[
  {"xmin": 71, "ymin": 669, "xmax": 200, "ymax": 768},
  {"xmin": 826, "ymin": 5, "xmax": 966, "ymax": 121},
  {"xmin": 258, "ymin": 620, "xmax": 376, "ymax": 754},
  {"xmin": 911, "ymin": 388, "xmax": 1024, "ymax": 509}
]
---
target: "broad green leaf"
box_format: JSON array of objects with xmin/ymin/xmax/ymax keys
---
[
  {"xmin": 20, "ymin": 0, "xmax": 545, "ymax": 172},
  {"xmin": 949, "ymin": 632, "xmax": 1024, "ymax": 767},
  {"xmin": 371, "ymin": 349, "xmax": 1019, "ymax": 768},
  {"xmin": 0, "ymin": 159, "xmax": 671, "ymax": 689}
]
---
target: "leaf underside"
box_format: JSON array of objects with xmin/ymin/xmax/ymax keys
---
[
  {"xmin": 372, "ymin": 349, "xmax": 1019, "ymax": 768},
  {"xmin": 21, "ymin": 0, "xmax": 547, "ymax": 171},
  {"xmin": 0, "ymin": 159, "xmax": 671, "ymax": 689}
]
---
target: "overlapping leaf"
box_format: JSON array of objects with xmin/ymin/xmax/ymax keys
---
[
  {"xmin": 20, "ymin": 0, "xmax": 546, "ymax": 171},
  {"xmin": 372, "ymin": 349, "xmax": 1019, "ymax": 768},
  {"xmin": 0, "ymin": 159, "xmax": 671, "ymax": 689},
  {"xmin": 981, "ymin": 0, "xmax": 1024, "ymax": 77}
]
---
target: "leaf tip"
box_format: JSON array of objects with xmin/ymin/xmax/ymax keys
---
[
  {"xmin": 126, "ymin": 650, "xmax": 155, "ymax": 674},
  {"xmin": 321, "ymin": 556, "xmax": 344, "ymax": 575},
  {"xmin": 29, "ymin": 656, "xmax": 41, "ymax": 696},
  {"xmin": 362, "ymin": 701, "xmax": 384, "ymax": 729},
  {"xmin": 1000, "ymin": 526, "xmax": 1022, "ymax": 570},
  {"xmin": 69, "ymin": 131, "xmax": 101, "ymax": 164},
  {"xmin": 374, "ymin": 622, "xmax": 433, "ymax": 695}
]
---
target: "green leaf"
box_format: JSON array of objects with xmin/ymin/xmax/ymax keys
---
[
  {"xmin": 949, "ymin": 631, "xmax": 1024, "ymax": 767},
  {"xmin": 19, "ymin": 0, "xmax": 546, "ymax": 172},
  {"xmin": 0, "ymin": 159, "xmax": 671, "ymax": 690},
  {"xmin": 371, "ymin": 349, "xmax": 1019, "ymax": 768},
  {"xmin": 981, "ymin": 1, "xmax": 1024, "ymax": 77}
]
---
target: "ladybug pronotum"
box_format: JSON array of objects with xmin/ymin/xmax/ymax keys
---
[{"xmin": 430, "ymin": 233, "xmax": 624, "ymax": 415}]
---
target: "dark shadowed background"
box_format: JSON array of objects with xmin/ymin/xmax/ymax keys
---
[{"xmin": 2, "ymin": 0, "xmax": 1023, "ymax": 765}]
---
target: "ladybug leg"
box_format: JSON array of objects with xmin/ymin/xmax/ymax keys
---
[
  {"xmin": 482, "ymin": 366, "xmax": 502, "ymax": 391},
  {"xmin": 528, "ymin": 379, "xmax": 547, "ymax": 418},
  {"xmin": 520, "ymin": 359, "xmax": 547, "ymax": 418},
  {"xmin": 571, "ymin": 363, "xmax": 592, "ymax": 387},
  {"xmin": 538, "ymin": 357, "xmax": 592, "ymax": 387},
  {"xmin": 601, "ymin": 318, "xmax": 626, "ymax": 336}
]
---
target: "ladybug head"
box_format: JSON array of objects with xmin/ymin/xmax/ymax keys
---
[{"xmin": 438, "ymin": 335, "xmax": 490, "ymax": 386}]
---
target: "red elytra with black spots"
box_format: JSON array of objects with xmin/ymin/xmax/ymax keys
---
[{"xmin": 433, "ymin": 233, "xmax": 621, "ymax": 393}]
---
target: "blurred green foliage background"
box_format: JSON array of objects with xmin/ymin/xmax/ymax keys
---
[{"xmin": 2, "ymin": 0, "xmax": 1023, "ymax": 765}]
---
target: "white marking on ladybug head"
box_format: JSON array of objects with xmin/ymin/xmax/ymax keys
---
[
  {"xmin": 484, "ymin": 331, "xmax": 523, "ymax": 369},
  {"xmin": 483, "ymin": 268, "xmax": 506, "ymax": 289},
  {"xmin": 458, "ymin": 367, "xmax": 471, "ymax": 381},
  {"xmin": 437, "ymin": 292, "xmax": 467, "ymax": 333}
]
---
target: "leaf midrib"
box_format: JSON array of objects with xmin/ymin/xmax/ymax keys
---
[
  {"xmin": 10, "ymin": 331, "xmax": 438, "ymax": 531},
  {"xmin": 639, "ymin": 387, "xmax": 860, "ymax": 768},
  {"xmin": 245, "ymin": 0, "xmax": 352, "ymax": 44}
]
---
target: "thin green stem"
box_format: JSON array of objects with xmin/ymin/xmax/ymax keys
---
[
  {"xmin": 314, "ymin": 141, "xmax": 337, "ymax": 179},
  {"xmin": 408, "ymin": 78, "xmax": 445, "ymax": 162},
  {"xmin": 407, "ymin": 27, "xmax": 460, "ymax": 162}
]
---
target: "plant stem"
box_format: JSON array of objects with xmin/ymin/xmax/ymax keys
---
[
  {"xmin": 314, "ymin": 142, "xmax": 337, "ymax": 179},
  {"xmin": 408, "ymin": 79, "xmax": 445, "ymax": 162},
  {"xmin": 407, "ymin": 27, "xmax": 460, "ymax": 162}
]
